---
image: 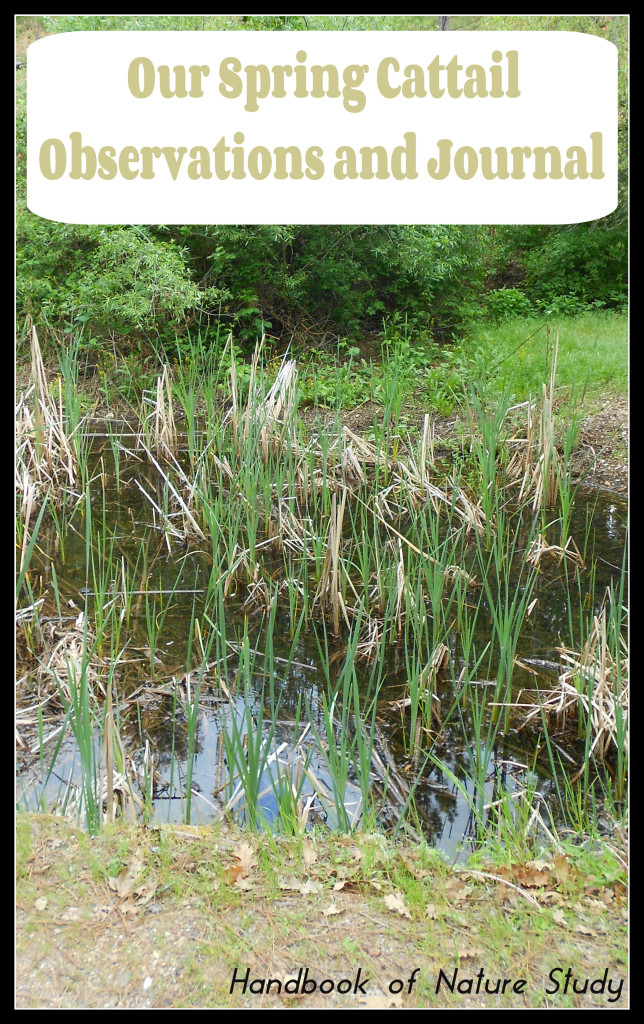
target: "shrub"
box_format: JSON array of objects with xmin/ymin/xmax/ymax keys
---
[
  {"xmin": 485, "ymin": 288, "xmax": 534, "ymax": 322},
  {"xmin": 16, "ymin": 212, "xmax": 200, "ymax": 345}
]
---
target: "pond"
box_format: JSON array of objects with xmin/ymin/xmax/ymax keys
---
[{"xmin": 16, "ymin": 421, "xmax": 628, "ymax": 860}]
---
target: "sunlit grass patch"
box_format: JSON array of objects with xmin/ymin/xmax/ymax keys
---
[{"xmin": 461, "ymin": 312, "xmax": 627, "ymax": 406}]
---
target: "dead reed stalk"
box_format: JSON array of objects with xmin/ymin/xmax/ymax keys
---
[
  {"xmin": 16, "ymin": 326, "xmax": 79, "ymax": 513},
  {"xmin": 314, "ymin": 488, "xmax": 350, "ymax": 636},
  {"xmin": 511, "ymin": 589, "xmax": 628, "ymax": 763},
  {"xmin": 508, "ymin": 336, "xmax": 562, "ymax": 511},
  {"xmin": 151, "ymin": 364, "xmax": 178, "ymax": 458}
]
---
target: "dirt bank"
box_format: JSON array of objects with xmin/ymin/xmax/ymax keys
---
[
  {"xmin": 571, "ymin": 395, "xmax": 628, "ymax": 494},
  {"xmin": 15, "ymin": 813, "xmax": 628, "ymax": 1010}
]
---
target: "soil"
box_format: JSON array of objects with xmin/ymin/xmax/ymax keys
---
[
  {"xmin": 570, "ymin": 395, "xmax": 628, "ymax": 494},
  {"xmin": 15, "ymin": 813, "xmax": 629, "ymax": 1010}
]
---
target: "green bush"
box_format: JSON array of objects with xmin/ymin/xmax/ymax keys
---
[
  {"xmin": 525, "ymin": 223, "xmax": 628, "ymax": 310},
  {"xmin": 16, "ymin": 212, "xmax": 200, "ymax": 345},
  {"xmin": 485, "ymin": 288, "xmax": 534, "ymax": 322},
  {"xmin": 170, "ymin": 224, "xmax": 487, "ymax": 348},
  {"xmin": 490, "ymin": 222, "xmax": 627, "ymax": 315}
]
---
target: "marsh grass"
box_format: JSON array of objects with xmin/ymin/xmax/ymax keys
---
[
  {"xmin": 518, "ymin": 585, "xmax": 628, "ymax": 783},
  {"xmin": 16, "ymin": 327, "xmax": 81, "ymax": 513},
  {"xmin": 16, "ymin": 326, "xmax": 628, "ymax": 853},
  {"xmin": 307, "ymin": 615, "xmax": 374, "ymax": 831},
  {"xmin": 38, "ymin": 612, "xmax": 105, "ymax": 834}
]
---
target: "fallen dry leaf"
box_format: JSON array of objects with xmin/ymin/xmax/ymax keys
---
[
  {"xmin": 300, "ymin": 879, "xmax": 322, "ymax": 895},
  {"xmin": 553, "ymin": 852, "xmax": 575, "ymax": 884},
  {"xmin": 232, "ymin": 842, "xmax": 257, "ymax": 877},
  {"xmin": 302, "ymin": 842, "xmax": 317, "ymax": 871},
  {"xmin": 444, "ymin": 877, "xmax": 472, "ymax": 902},
  {"xmin": 585, "ymin": 897, "xmax": 610, "ymax": 910},
  {"xmin": 574, "ymin": 923, "xmax": 598, "ymax": 937},
  {"xmin": 226, "ymin": 842, "xmax": 258, "ymax": 885},
  {"xmin": 322, "ymin": 902, "xmax": 343, "ymax": 917},
  {"xmin": 133, "ymin": 879, "xmax": 158, "ymax": 906},
  {"xmin": 108, "ymin": 847, "xmax": 146, "ymax": 899},
  {"xmin": 279, "ymin": 873, "xmax": 305, "ymax": 891},
  {"xmin": 540, "ymin": 890, "xmax": 566, "ymax": 906},
  {"xmin": 514, "ymin": 864, "xmax": 552, "ymax": 888},
  {"xmin": 531, "ymin": 859, "xmax": 553, "ymax": 872},
  {"xmin": 385, "ymin": 891, "xmax": 411, "ymax": 919},
  {"xmin": 278, "ymin": 874, "xmax": 322, "ymax": 895},
  {"xmin": 494, "ymin": 862, "xmax": 552, "ymax": 888}
]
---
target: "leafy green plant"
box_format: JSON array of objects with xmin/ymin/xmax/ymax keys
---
[
  {"xmin": 486, "ymin": 288, "xmax": 535, "ymax": 322},
  {"xmin": 16, "ymin": 216, "xmax": 200, "ymax": 346}
]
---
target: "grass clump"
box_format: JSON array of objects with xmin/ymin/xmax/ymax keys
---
[{"xmin": 459, "ymin": 312, "xmax": 627, "ymax": 407}]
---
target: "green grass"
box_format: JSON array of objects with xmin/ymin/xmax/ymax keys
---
[
  {"xmin": 291, "ymin": 311, "xmax": 628, "ymax": 419},
  {"xmin": 459, "ymin": 312, "xmax": 628, "ymax": 407},
  {"xmin": 15, "ymin": 810, "xmax": 628, "ymax": 1009}
]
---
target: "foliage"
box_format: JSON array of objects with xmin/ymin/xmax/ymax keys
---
[
  {"xmin": 16, "ymin": 212, "xmax": 487, "ymax": 352},
  {"xmin": 171, "ymin": 223, "xmax": 487, "ymax": 345},
  {"xmin": 490, "ymin": 224, "xmax": 628, "ymax": 315},
  {"xmin": 456, "ymin": 312, "xmax": 628, "ymax": 406},
  {"xmin": 16, "ymin": 213, "xmax": 201, "ymax": 345},
  {"xmin": 486, "ymin": 288, "xmax": 535, "ymax": 323}
]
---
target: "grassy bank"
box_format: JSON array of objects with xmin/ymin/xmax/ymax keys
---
[
  {"xmin": 460, "ymin": 312, "xmax": 628, "ymax": 406},
  {"xmin": 15, "ymin": 310, "xmax": 627, "ymax": 416},
  {"xmin": 15, "ymin": 810, "xmax": 628, "ymax": 1009}
]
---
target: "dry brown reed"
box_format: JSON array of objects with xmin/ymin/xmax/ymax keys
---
[
  {"xmin": 16, "ymin": 326, "xmax": 80, "ymax": 526},
  {"xmin": 507, "ymin": 336, "xmax": 562, "ymax": 511},
  {"xmin": 314, "ymin": 488, "xmax": 350, "ymax": 636},
  {"xmin": 150, "ymin": 364, "xmax": 178, "ymax": 458},
  {"xmin": 526, "ymin": 533, "xmax": 585, "ymax": 568},
  {"xmin": 33, "ymin": 611, "xmax": 104, "ymax": 705},
  {"xmin": 15, "ymin": 609, "xmax": 105, "ymax": 754},
  {"xmin": 228, "ymin": 337, "xmax": 299, "ymax": 455},
  {"xmin": 511, "ymin": 590, "xmax": 628, "ymax": 762},
  {"xmin": 61, "ymin": 765, "xmax": 143, "ymax": 825}
]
